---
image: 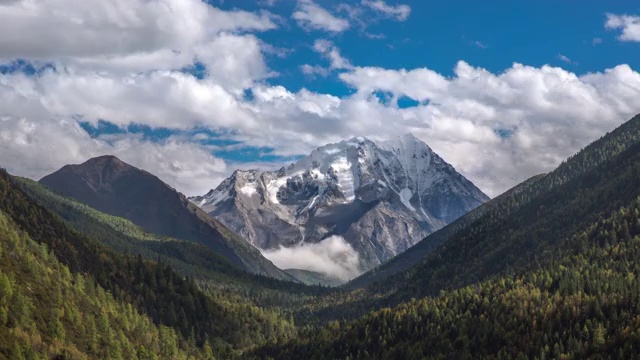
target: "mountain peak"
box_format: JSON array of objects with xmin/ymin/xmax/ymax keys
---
[
  {"xmin": 383, "ymin": 132, "xmax": 432, "ymax": 150},
  {"xmin": 401, "ymin": 132, "xmax": 418, "ymax": 140},
  {"xmin": 93, "ymin": 155, "xmax": 130, "ymax": 169},
  {"xmin": 345, "ymin": 135, "xmax": 369, "ymax": 144},
  {"xmin": 192, "ymin": 134, "xmax": 489, "ymax": 277},
  {"xmin": 81, "ymin": 154, "xmax": 128, "ymax": 167},
  {"xmin": 39, "ymin": 157, "xmax": 292, "ymax": 279}
]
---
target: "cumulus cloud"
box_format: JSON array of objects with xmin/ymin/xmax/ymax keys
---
[
  {"xmin": 334, "ymin": 62, "xmax": 640, "ymax": 196},
  {"xmin": 0, "ymin": 0, "xmax": 272, "ymax": 195},
  {"xmin": 298, "ymin": 40, "xmax": 352, "ymax": 77},
  {"xmin": 336, "ymin": 1, "xmax": 409, "ymax": 34},
  {"xmin": 292, "ymin": 0, "xmax": 350, "ymax": 33},
  {"xmin": 0, "ymin": 114, "xmax": 229, "ymax": 196},
  {"xmin": 606, "ymin": 14, "xmax": 640, "ymax": 42},
  {"xmin": 1, "ymin": 0, "xmax": 640, "ymax": 205},
  {"xmin": 261, "ymin": 236, "xmax": 362, "ymax": 281},
  {"xmin": 3, "ymin": 60, "xmax": 640, "ymax": 199},
  {"xmin": 1, "ymin": 69, "xmax": 258, "ymax": 130},
  {"xmin": 0, "ymin": 0, "xmax": 277, "ymax": 62},
  {"xmin": 300, "ymin": 64, "xmax": 330, "ymax": 78},
  {"xmin": 313, "ymin": 39, "xmax": 353, "ymax": 70},
  {"xmin": 362, "ymin": 0, "xmax": 411, "ymax": 21}
]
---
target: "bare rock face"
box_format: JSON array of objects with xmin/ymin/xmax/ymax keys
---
[{"xmin": 190, "ymin": 134, "xmax": 489, "ymax": 276}]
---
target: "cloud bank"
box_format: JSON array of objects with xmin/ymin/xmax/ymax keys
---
[
  {"xmin": 0, "ymin": 1, "xmax": 639, "ymax": 201},
  {"xmin": 261, "ymin": 236, "xmax": 362, "ymax": 282}
]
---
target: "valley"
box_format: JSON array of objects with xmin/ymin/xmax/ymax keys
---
[
  {"xmin": 2, "ymin": 113, "xmax": 640, "ymax": 358},
  {"xmin": 2, "ymin": 1, "xmax": 640, "ymax": 358}
]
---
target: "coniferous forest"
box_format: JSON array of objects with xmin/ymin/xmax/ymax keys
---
[{"xmin": 2, "ymin": 115, "xmax": 640, "ymax": 359}]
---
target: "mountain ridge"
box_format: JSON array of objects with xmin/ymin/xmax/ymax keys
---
[
  {"xmin": 191, "ymin": 133, "xmax": 488, "ymax": 276},
  {"xmin": 347, "ymin": 113, "xmax": 640, "ymax": 291},
  {"xmin": 39, "ymin": 155, "xmax": 293, "ymax": 280}
]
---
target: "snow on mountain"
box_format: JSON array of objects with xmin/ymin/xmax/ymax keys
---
[{"xmin": 190, "ymin": 133, "xmax": 489, "ymax": 280}]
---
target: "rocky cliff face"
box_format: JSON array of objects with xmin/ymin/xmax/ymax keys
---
[{"xmin": 191, "ymin": 134, "xmax": 489, "ymax": 274}]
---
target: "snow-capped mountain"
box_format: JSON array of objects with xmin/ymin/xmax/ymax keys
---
[{"xmin": 190, "ymin": 134, "xmax": 489, "ymax": 276}]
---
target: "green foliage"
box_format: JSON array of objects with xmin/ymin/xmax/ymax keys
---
[
  {"xmin": 0, "ymin": 210, "xmax": 202, "ymax": 359},
  {"xmin": 0, "ymin": 170, "xmax": 297, "ymax": 355},
  {"xmin": 17, "ymin": 177, "xmax": 326, "ymax": 308},
  {"xmin": 352, "ymin": 114, "xmax": 640, "ymax": 291},
  {"xmin": 256, "ymin": 197, "xmax": 640, "ymax": 359},
  {"xmin": 4, "ymin": 113, "xmax": 640, "ymax": 358},
  {"xmin": 255, "ymin": 113, "xmax": 640, "ymax": 357},
  {"xmin": 390, "ymin": 119, "xmax": 640, "ymax": 302},
  {"xmin": 288, "ymin": 114, "xmax": 640, "ymax": 327}
]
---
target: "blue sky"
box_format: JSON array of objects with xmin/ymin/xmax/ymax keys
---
[
  {"xmin": 232, "ymin": 0, "xmax": 640, "ymax": 93},
  {"xmin": 0, "ymin": 0, "xmax": 639, "ymax": 196},
  {"xmin": 87, "ymin": 0, "xmax": 640, "ymax": 161}
]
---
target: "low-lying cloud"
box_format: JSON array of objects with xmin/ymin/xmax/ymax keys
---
[{"xmin": 261, "ymin": 235, "xmax": 362, "ymax": 282}]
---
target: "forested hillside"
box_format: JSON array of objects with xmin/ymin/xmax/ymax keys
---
[
  {"xmin": 256, "ymin": 197, "xmax": 640, "ymax": 359},
  {"xmin": 17, "ymin": 177, "xmax": 325, "ymax": 307},
  {"xmin": 3, "ymin": 113, "xmax": 640, "ymax": 359},
  {"xmin": 0, "ymin": 208, "xmax": 209, "ymax": 359},
  {"xmin": 39, "ymin": 155, "xmax": 291, "ymax": 280},
  {"xmin": 386, "ymin": 114, "xmax": 640, "ymax": 302},
  {"xmin": 351, "ymin": 114, "xmax": 640, "ymax": 290},
  {"xmin": 0, "ymin": 170, "xmax": 300, "ymax": 358},
  {"xmin": 256, "ymin": 114, "xmax": 640, "ymax": 359}
]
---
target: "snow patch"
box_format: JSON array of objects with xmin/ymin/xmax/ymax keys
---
[
  {"xmin": 330, "ymin": 157, "xmax": 355, "ymax": 202},
  {"xmin": 324, "ymin": 147, "xmax": 341, "ymax": 155},
  {"xmin": 399, "ymin": 188, "xmax": 415, "ymax": 211},
  {"xmin": 309, "ymin": 168, "xmax": 326, "ymax": 181},
  {"xmin": 205, "ymin": 190, "xmax": 229, "ymax": 207},
  {"xmin": 239, "ymin": 184, "xmax": 257, "ymax": 197},
  {"xmin": 266, "ymin": 172, "xmax": 303, "ymax": 204}
]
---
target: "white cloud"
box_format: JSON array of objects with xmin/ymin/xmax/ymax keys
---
[
  {"xmin": 1, "ymin": 0, "xmax": 640, "ymax": 205},
  {"xmin": 0, "ymin": 0, "xmax": 277, "ymax": 61},
  {"xmin": 0, "ymin": 113, "xmax": 229, "ymax": 196},
  {"xmin": 300, "ymin": 64, "xmax": 330, "ymax": 78},
  {"xmin": 261, "ymin": 42, "xmax": 295, "ymax": 59},
  {"xmin": 299, "ymin": 40, "xmax": 352, "ymax": 77},
  {"xmin": 313, "ymin": 39, "xmax": 353, "ymax": 70},
  {"xmin": 362, "ymin": 0, "xmax": 411, "ymax": 21},
  {"xmin": 259, "ymin": 0, "xmax": 279, "ymax": 6},
  {"xmin": 333, "ymin": 62, "xmax": 640, "ymax": 196},
  {"xmin": 292, "ymin": 0, "xmax": 350, "ymax": 33},
  {"xmin": 3, "ymin": 58, "xmax": 640, "ymax": 199},
  {"xmin": 474, "ymin": 40, "xmax": 488, "ymax": 49},
  {"xmin": 261, "ymin": 236, "xmax": 362, "ymax": 282},
  {"xmin": 0, "ymin": 0, "xmax": 273, "ymax": 196},
  {"xmin": 339, "ymin": 66, "xmax": 449, "ymax": 100},
  {"xmin": 1, "ymin": 69, "xmax": 258, "ymax": 130},
  {"xmin": 558, "ymin": 54, "xmax": 575, "ymax": 65},
  {"xmin": 606, "ymin": 13, "xmax": 640, "ymax": 42}
]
